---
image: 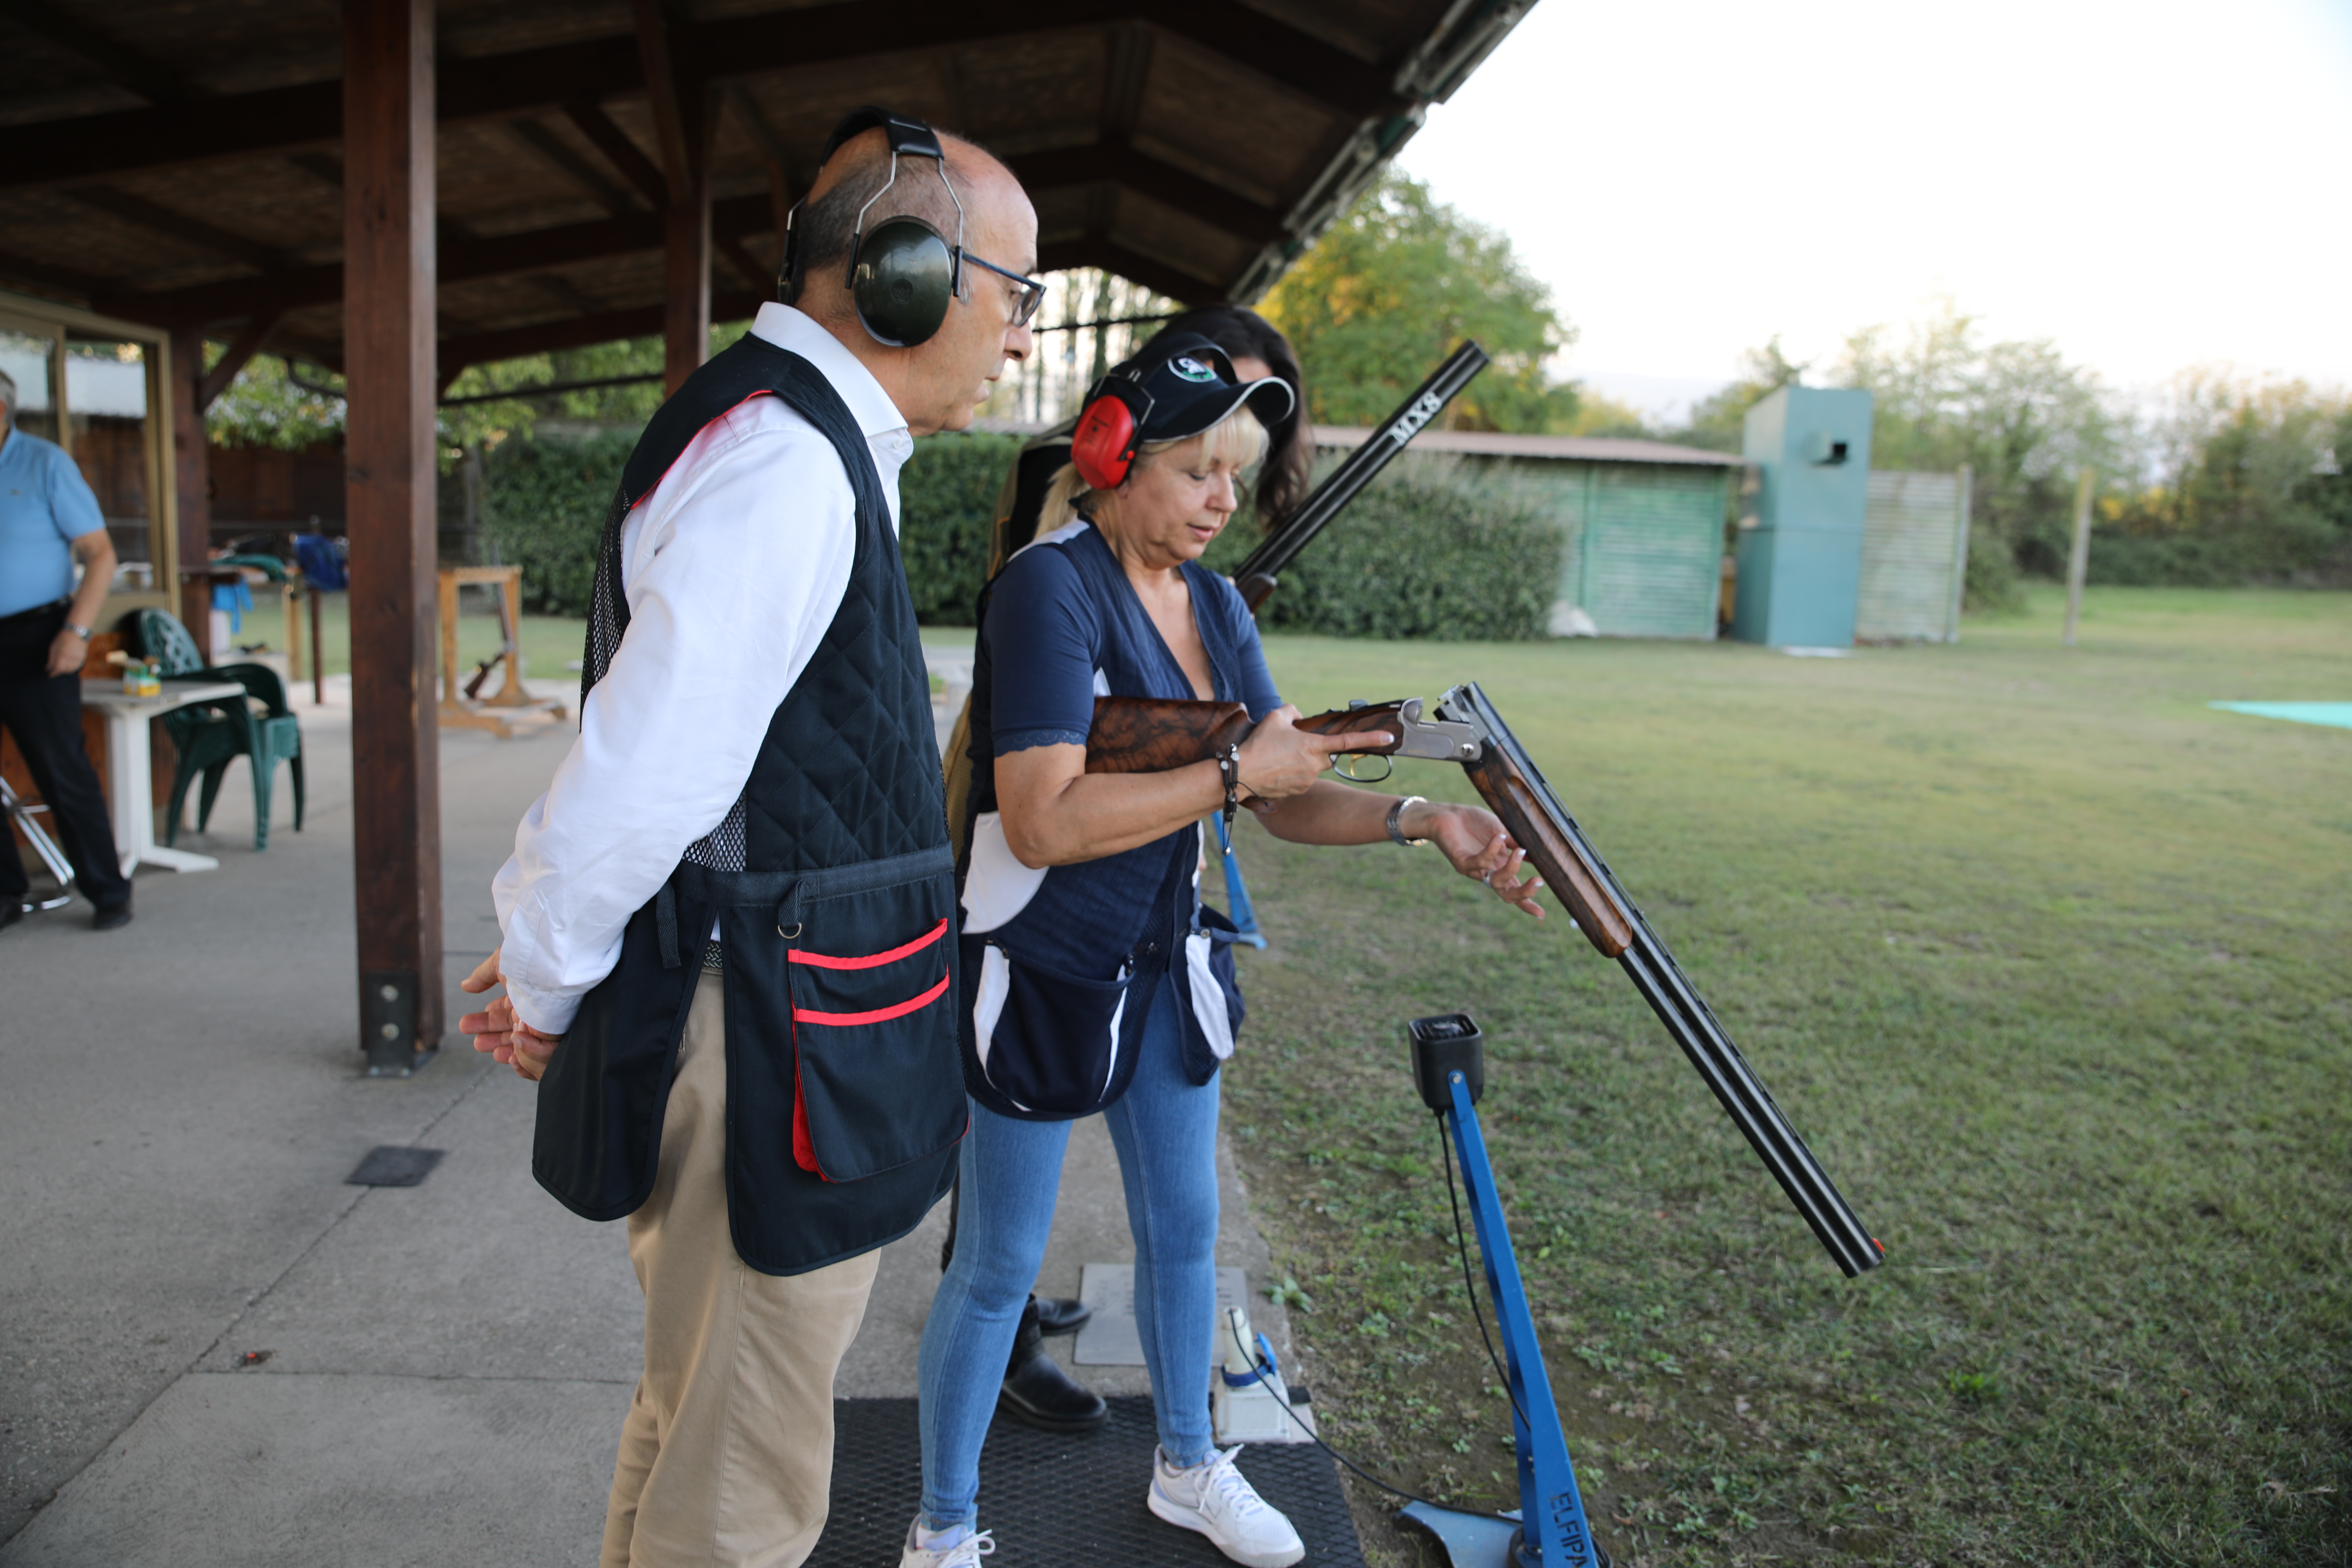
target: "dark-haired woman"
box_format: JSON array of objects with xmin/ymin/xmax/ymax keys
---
[{"xmin": 901, "ymin": 339, "xmax": 1542, "ymax": 1568}]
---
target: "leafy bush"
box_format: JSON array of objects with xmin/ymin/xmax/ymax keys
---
[
  {"xmin": 901, "ymin": 432, "xmax": 1021, "ymax": 623},
  {"xmin": 1204, "ymin": 457, "xmax": 1562, "ymax": 641},
  {"xmin": 474, "ymin": 427, "xmax": 1020, "ymax": 623},
  {"xmin": 471, "ymin": 428, "xmax": 1565, "ymax": 640},
  {"xmin": 479, "ymin": 430, "xmax": 632, "ymax": 615}
]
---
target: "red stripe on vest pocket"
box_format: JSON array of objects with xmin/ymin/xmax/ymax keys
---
[
  {"xmin": 789, "ymin": 917, "xmax": 949, "ymax": 971},
  {"xmin": 792, "ymin": 969, "xmax": 951, "ymax": 1027}
]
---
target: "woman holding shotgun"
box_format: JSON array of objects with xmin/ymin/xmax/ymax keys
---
[{"xmin": 904, "ymin": 336, "xmax": 1545, "ymax": 1568}]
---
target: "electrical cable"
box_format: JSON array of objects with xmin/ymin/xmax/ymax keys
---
[
  {"xmin": 1436, "ymin": 1113, "xmax": 1534, "ymax": 1434},
  {"xmin": 1221, "ymin": 1316, "xmax": 1515, "ymax": 1523}
]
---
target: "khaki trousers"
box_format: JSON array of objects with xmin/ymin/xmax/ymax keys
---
[{"xmin": 602, "ymin": 971, "xmax": 881, "ymax": 1568}]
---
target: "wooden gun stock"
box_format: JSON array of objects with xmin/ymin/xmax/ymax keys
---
[
  {"xmin": 1084, "ymin": 696, "xmax": 1407, "ymax": 777},
  {"xmin": 1462, "ymin": 748, "xmax": 1633, "ymax": 958}
]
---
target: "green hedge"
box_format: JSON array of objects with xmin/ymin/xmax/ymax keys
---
[
  {"xmin": 478, "ymin": 430, "xmax": 633, "ymax": 616},
  {"xmin": 899, "ymin": 432, "xmax": 1020, "ymax": 623},
  {"xmin": 475, "ymin": 428, "xmax": 1015, "ymax": 624},
  {"xmin": 471, "ymin": 430, "xmax": 1562, "ymax": 639},
  {"xmin": 1203, "ymin": 458, "xmax": 1562, "ymax": 640}
]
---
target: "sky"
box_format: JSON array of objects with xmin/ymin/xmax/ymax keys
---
[{"xmin": 1394, "ymin": 0, "xmax": 2352, "ymax": 421}]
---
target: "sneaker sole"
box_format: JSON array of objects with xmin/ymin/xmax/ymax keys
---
[{"xmin": 1146, "ymin": 1485, "xmax": 1305, "ymax": 1568}]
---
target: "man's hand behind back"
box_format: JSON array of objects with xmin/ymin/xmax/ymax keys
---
[{"xmin": 460, "ymin": 947, "xmax": 559, "ymax": 1082}]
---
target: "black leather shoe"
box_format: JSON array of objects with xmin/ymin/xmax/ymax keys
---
[
  {"xmin": 91, "ymin": 900, "xmax": 133, "ymax": 932},
  {"xmin": 1, "ymin": 901, "xmax": 23, "ymax": 932},
  {"xmin": 1032, "ymin": 1294, "xmax": 1092, "ymax": 1336},
  {"xmin": 998, "ymin": 1301, "xmax": 1106, "ymax": 1432}
]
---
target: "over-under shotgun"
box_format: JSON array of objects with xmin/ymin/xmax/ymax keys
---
[{"xmin": 1084, "ymin": 686, "xmax": 1886, "ymax": 1279}]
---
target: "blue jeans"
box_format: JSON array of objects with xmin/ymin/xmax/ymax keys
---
[{"xmin": 917, "ymin": 972, "xmax": 1220, "ymax": 1528}]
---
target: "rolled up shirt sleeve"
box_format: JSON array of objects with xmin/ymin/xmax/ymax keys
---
[{"xmin": 491, "ymin": 406, "xmax": 861, "ymax": 1035}]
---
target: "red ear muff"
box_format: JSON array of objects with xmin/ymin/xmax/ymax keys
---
[{"xmin": 1071, "ymin": 391, "xmax": 1141, "ymax": 490}]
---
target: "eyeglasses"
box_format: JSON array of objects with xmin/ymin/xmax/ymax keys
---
[{"xmin": 960, "ymin": 251, "xmax": 1047, "ymax": 328}]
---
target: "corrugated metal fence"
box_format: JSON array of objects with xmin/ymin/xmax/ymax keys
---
[{"xmin": 1857, "ymin": 467, "xmax": 1972, "ymax": 642}]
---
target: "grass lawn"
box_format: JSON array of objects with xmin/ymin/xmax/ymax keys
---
[
  {"xmin": 1222, "ymin": 586, "xmax": 2349, "ymax": 1567},
  {"xmin": 254, "ymin": 590, "xmax": 588, "ymax": 686}
]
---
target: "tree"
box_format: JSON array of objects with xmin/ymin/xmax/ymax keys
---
[
  {"xmin": 1665, "ymin": 337, "xmax": 1806, "ymax": 453},
  {"xmin": 1824, "ymin": 301, "xmax": 2129, "ymax": 603},
  {"xmin": 1259, "ymin": 171, "xmax": 1577, "ymax": 433}
]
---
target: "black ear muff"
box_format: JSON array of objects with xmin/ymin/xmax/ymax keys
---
[
  {"xmin": 852, "ymin": 216, "xmax": 955, "ymax": 348},
  {"xmin": 1071, "ymin": 379, "xmax": 1153, "ymax": 490}
]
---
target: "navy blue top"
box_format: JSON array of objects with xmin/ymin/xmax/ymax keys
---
[{"xmin": 963, "ymin": 517, "xmax": 1280, "ymax": 976}]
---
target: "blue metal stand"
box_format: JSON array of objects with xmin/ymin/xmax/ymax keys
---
[
  {"xmin": 1398, "ymin": 1018, "xmax": 1605, "ymax": 1568},
  {"xmin": 1211, "ymin": 813, "xmax": 1267, "ymax": 948}
]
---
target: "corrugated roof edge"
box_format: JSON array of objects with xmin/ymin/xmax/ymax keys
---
[{"xmin": 1311, "ymin": 425, "xmax": 1746, "ymax": 466}]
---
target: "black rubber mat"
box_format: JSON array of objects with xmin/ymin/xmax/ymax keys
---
[{"xmin": 810, "ymin": 1398, "xmax": 1367, "ymax": 1568}]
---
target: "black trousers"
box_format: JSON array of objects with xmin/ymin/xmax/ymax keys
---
[{"xmin": 1, "ymin": 603, "xmax": 130, "ymax": 910}]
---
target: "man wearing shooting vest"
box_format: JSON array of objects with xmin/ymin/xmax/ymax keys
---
[{"xmin": 460, "ymin": 109, "xmax": 1043, "ymax": 1568}]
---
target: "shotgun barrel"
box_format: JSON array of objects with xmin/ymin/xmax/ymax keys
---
[
  {"xmin": 1231, "ymin": 341, "xmax": 1490, "ymax": 610},
  {"xmin": 1432, "ymin": 682, "xmax": 1885, "ymax": 1279}
]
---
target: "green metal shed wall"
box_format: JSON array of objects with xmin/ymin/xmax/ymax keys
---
[{"xmin": 1517, "ymin": 462, "xmax": 1727, "ymax": 639}]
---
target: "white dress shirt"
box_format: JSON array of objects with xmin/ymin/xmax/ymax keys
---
[{"xmin": 492, "ymin": 303, "xmax": 913, "ymax": 1034}]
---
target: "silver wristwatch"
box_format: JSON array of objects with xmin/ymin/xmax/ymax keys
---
[
  {"xmin": 63, "ymin": 620, "xmax": 93, "ymax": 641},
  {"xmin": 1385, "ymin": 795, "xmax": 1429, "ymax": 847}
]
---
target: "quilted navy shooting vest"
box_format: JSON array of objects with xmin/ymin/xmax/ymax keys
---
[{"xmin": 532, "ymin": 332, "xmax": 962, "ymax": 1276}]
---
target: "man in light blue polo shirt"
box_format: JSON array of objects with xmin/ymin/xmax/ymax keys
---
[{"xmin": 1, "ymin": 366, "xmax": 132, "ymax": 930}]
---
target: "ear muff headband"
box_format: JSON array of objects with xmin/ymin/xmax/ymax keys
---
[
  {"xmin": 777, "ymin": 107, "xmax": 968, "ymax": 348},
  {"xmin": 1071, "ymin": 378, "xmax": 1154, "ymax": 490}
]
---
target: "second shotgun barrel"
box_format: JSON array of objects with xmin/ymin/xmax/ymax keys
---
[{"xmin": 1232, "ymin": 341, "xmax": 1490, "ymax": 610}]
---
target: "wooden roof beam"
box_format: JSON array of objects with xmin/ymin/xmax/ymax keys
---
[
  {"xmin": 1008, "ymin": 146, "xmax": 1284, "ymax": 244},
  {"xmin": 93, "ymin": 206, "xmax": 674, "ymax": 327},
  {"xmin": 196, "ymin": 312, "xmax": 282, "ymax": 409},
  {"xmin": 3, "ymin": 5, "xmax": 1402, "ymax": 193},
  {"xmin": 630, "ymin": 0, "xmax": 699, "ymax": 203},
  {"xmin": 505, "ymin": 119, "xmax": 640, "ymax": 217},
  {"xmin": 1036, "ymin": 239, "xmax": 1216, "ymax": 305},
  {"xmin": 64, "ymin": 185, "xmax": 298, "ymax": 271},
  {"xmin": 563, "ymin": 100, "xmax": 672, "ymax": 212},
  {"xmin": 0, "ymin": 0, "xmax": 189, "ymax": 105},
  {"xmin": 437, "ymin": 287, "xmax": 764, "ymax": 376}
]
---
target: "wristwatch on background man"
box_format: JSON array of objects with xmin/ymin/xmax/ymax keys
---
[
  {"xmin": 63, "ymin": 620, "xmax": 93, "ymax": 641},
  {"xmin": 1386, "ymin": 795, "xmax": 1429, "ymax": 847}
]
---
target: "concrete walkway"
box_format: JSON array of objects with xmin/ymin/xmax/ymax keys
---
[{"xmin": 0, "ymin": 660, "xmax": 1289, "ymax": 1566}]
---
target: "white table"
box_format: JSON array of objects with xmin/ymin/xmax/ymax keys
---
[{"xmin": 80, "ymin": 678, "xmax": 247, "ymax": 874}]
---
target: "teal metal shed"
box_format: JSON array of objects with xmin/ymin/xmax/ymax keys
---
[
  {"xmin": 1732, "ymin": 385, "xmax": 1875, "ymax": 647},
  {"xmin": 1311, "ymin": 428, "xmax": 1743, "ymax": 639}
]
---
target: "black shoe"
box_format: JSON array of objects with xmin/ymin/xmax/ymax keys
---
[
  {"xmin": 1032, "ymin": 1294, "xmax": 1092, "ymax": 1337},
  {"xmin": 91, "ymin": 900, "xmax": 133, "ymax": 931},
  {"xmin": 998, "ymin": 1301, "xmax": 1106, "ymax": 1432},
  {"xmin": 1, "ymin": 901, "xmax": 22, "ymax": 932}
]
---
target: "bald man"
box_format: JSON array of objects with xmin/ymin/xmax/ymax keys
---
[{"xmin": 460, "ymin": 110, "xmax": 1040, "ymax": 1568}]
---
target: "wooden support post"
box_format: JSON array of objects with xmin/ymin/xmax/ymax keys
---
[
  {"xmin": 2062, "ymin": 465, "xmax": 2094, "ymax": 649},
  {"xmin": 166, "ymin": 324, "xmax": 212, "ymax": 663},
  {"xmin": 344, "ymin": 0, "xmax": 442, "ymax": 1075},
  {"xmin": 637, "ymin": 0, "xmax": 710, "ymax": 394}
]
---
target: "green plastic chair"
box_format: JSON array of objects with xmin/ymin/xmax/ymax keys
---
[{"xmin": 135, "ymin": 609, "xmax": 306, "ymax": 851}]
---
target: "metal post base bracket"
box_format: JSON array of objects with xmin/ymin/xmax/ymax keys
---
[{"xmin": 360, "ymin": 968, "xmax": 436, "ymax": 1077}]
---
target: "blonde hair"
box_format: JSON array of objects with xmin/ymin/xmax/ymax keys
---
[{"xmin": 1037, "ymin": 406, "xmax": 1268, "ymax": 536}]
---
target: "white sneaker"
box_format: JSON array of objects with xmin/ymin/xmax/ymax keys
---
[
  {"xmin": 899, "ymin": 1516, "xmax": 994, "ymax": 1568},
  {"xmin": 1146, "ymin": 1445, "xmax": 1306, "ymax": 1568}
]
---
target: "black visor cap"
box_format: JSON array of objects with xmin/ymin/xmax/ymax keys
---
[{"xmin": 1117, "ymin": 333, "xmax": 1297, "ymax": 447}]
